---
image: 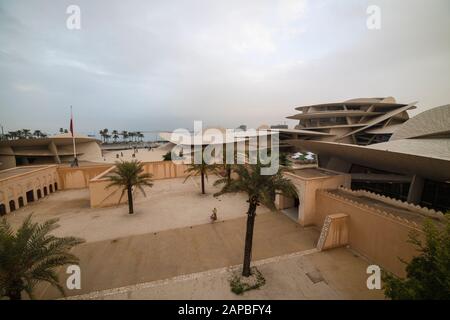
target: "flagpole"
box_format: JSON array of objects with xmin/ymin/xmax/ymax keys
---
[{"xmin": 70, "ymin": 105, "xmax": 78, "ymax": 167}]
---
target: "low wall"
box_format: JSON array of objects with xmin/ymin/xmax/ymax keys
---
[
  {"xmin": 57, "ymin": 164, "xmax": 113, "ymax": 189},
  {"xmin": 89, "ymin": 161, "xmax": 189, "ymax": 208},
  {"xmin": 315, "ymin": 190, "xmax": 424, "ymax": 277}
]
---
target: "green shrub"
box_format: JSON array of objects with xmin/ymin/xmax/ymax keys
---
[{"xmin": 229, "ymin": 267, "xmax": 266, "ymax": 295}]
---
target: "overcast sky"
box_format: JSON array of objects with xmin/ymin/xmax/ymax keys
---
[{"xmin": 1, "ymin": 0, "xmax": 449, "ymax": 135}]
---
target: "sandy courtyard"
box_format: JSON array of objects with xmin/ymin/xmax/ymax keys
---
[
  {"xmin": 6, "ymin": 176, "xmax": 266, "ymax": 243},
  {"xmin": 5, "ymin": 175, "xmax": 385, "ymax": 300}
]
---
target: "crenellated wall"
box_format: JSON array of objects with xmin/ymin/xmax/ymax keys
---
[
  {"xmin": 337, "ymin": 187, "xmax": 445, "ymax": 220},
  {"xmin": 315, "ymin": 188, "xmax": 433, "ymax": 276}
]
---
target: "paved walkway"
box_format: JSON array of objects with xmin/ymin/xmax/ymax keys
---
[
  {"xmin": 36, "ymin": 213, "xmax": 320, "ymax": 299},
  {"xmin": 66, "ymin": 248, "xmax": 384, "ymax": 300}
]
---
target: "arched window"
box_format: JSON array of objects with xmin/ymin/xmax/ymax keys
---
[
  {"xmin": 9, "ymin": 200, "xmax": 16, "ymax": 212},
  {"xmin": 54, "ymin": 182, "xmax": 58, "ymax": 191},
  {"xmin": 18, "ymin": 197, "xmax": 24, "ymax": 208},
  {"xmin": 37, "ymin": 189, "xmax": 42, "ymax": 199},
  {"xmin": 44, "ymin": 187, "xmax": 48, "ymax": 196},
  {"xmin": 0, "ymin": 204, "xmax": 6, "ymax": 216},
  {"xmin": 49, "ymin": 184, "xmax": 53, "ymax": 193}
]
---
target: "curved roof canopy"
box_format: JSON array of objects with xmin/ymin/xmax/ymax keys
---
[
  {"xmin": 391, "ymin": 104, "xmax": 450, "ymax": 140},
  {"xmin": 288, "ymin": 140, "xmax": 450, "ymax": 182}
]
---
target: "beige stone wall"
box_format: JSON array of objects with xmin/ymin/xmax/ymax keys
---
[
  {"xmin": 277, "ymin": 170, "xmax": 351, "ymax": 226},
  {"xmin": 89, "ymin": 161, "xmax": 189, "ymax": 208},
  {"xmin": 57, "ymin": 164, "xmax": 113, "ymax": 189},
  {"xmin": 57, "ymin": 141, "xmax": 103, "ymax": 163},
  {"xmin": 315, "ymin": 190, "xmax": 423, "ymax": 277},
  {"xmin": 0, "ymin": 165, "xmax": 60, "ymax": 215},
  {"xmin": 0, "ymin": 146, "xmax": 15, "ymax": 170}
]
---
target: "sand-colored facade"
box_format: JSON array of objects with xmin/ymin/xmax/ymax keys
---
[
  {"xmin": 57, "ymin": 164, "xmax": 113, "ymax": 189},
  {"xmin": 0, "ymin": 165, "xmax": 60, "ymax": 215},
  {"xmin": 0, "ymin": 133, "xmax": 102, "ymax": 170},
  {"xmin": 314, "ymin": 190, "xmax": 427, "ymax": 277},
  {"xmin": 275, "ymin": 168, "xmax": 351, "ymax": 226}
]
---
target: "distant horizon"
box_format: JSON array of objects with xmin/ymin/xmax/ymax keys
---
[
  {"xmin": 0, "ymin": 100, "xmax": 439, "ymax": 138},
  {"xmin": 2, "ymin": 0, "xmax": 450, "ymax": 134}
]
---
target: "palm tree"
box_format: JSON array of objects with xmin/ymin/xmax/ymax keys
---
[
  {"xmin": 0, "ymin": 215, "xmax": 84, "ymax": 300},
  {"xmin": 214, "ymin": 160, "xmax": 297, "ymax": 277},
  {"xmin": 184, "ymin": 158, "xmax": 218, "ymax": 195},
  {"xmin": 7, "ymin": 131, "xmax": 17, "ymax": 140},
  {"xmin": 279, "ymin": 153, "xmax": 292, "ymax": 167},
  {"xmin": 112, "ymin": 130, "xmax": 119, "ymax": 143},
  {"xmin": 99, "ymin": 129, "xmax": 109, "ymax": 143},
  {"xmin": 106, "ymin": 160, "xmax": 154, "ymax": 214},
  {"xmin": 162, "ymin": 151, "xmax": 172, "ymax": 161},
  {"xmin": 21, "ymin": 129, "xmax": 31, "ymax": 139},
  {"xmin": 33, "ymin": 130, "xmax": 42, "ymax": 139},
  {"xmin": 221, "ymin": 147, "xmax": 238, "ymax": 185},
  {"xmin": 120, "ymin": 130, "xmax": 128, "ymax": 142},
  {"xmin": 15, "ymin": 130, "xmax": 24, "ymax": 139}
]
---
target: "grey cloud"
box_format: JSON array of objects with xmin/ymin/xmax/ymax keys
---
[{"xmin": 0, "ymin": 0, "xmax": 449, "ymax": 135}]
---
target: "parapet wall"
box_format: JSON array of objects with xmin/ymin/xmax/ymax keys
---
[
  {"xmin": 57, "ymin": 164, "xmax": 113, "ymax": 189},
  {"xmin": 315, "ymin": 189, "xmax": 426, "ymax": 277},
  {"xmin": 0, "ymin": 165, "xmax": 59, "ymax": 214},
  {"xmin": 338, "ymin": 187, "xmax": 445, "ymax": 220}
]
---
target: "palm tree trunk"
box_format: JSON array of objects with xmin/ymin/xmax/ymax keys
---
[
  {"xmin": 242, "ymin": 200, "xmax": 258, "ymax": 277},
  {"xmin": 127, "ymin": 185, "xmax": 134, "ymax": 214},
  {"xmin": 201, "ymin": 171, "xmax": 205, "ymax": 194}
]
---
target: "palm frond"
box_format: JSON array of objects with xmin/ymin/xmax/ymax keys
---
[
  {"xmin": 105, "ymin": 160, "xmax": 154, "ymax": 201},
  {"xmin": 0, "ymin": 216, "xmax": 84, "ymax": 300},
  {"xmin": 214, "ymin": 159, "xmax": 297, "ymax": 211}
]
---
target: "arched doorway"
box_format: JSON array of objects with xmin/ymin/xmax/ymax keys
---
[
  {"xmin": 0, "ymin": 203, "xmax": 6, "ymax": 216},
  {"xmin": 279, "ymin": 194, "xmax": 300, "ymax": 222},
  {"xmin": 37, "ymin": 189, "xmax": 42, "ymax": 199},
  {"xmin": 9, "ymin": 200, "xmax": 16, "ymax": 212},
  {"xmin": 18, "ymin": 197, "xmax": 24, "ymax": 208},
  {"xmin": 49, "ymin": 184, "xmax": 53, "ymax": 193},
  {"xmin": 26, "ymin": 190, "xmax": 34, "ymax": 203},
  {"xmin": 44, "ymin": 187, "xmax": 48, "ymax": 196},
  {"xmin": 54, "ymin": 182, "xmax": 58, "ymax": 191}
]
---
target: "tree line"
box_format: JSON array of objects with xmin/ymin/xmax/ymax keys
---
[
  {"xmin": 99, "ymin": 129, "xmax": 145, "ymax": 143},
  {"xmin": 1, "ymin": 129, "xmax": 49, "ymax": 140}
]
